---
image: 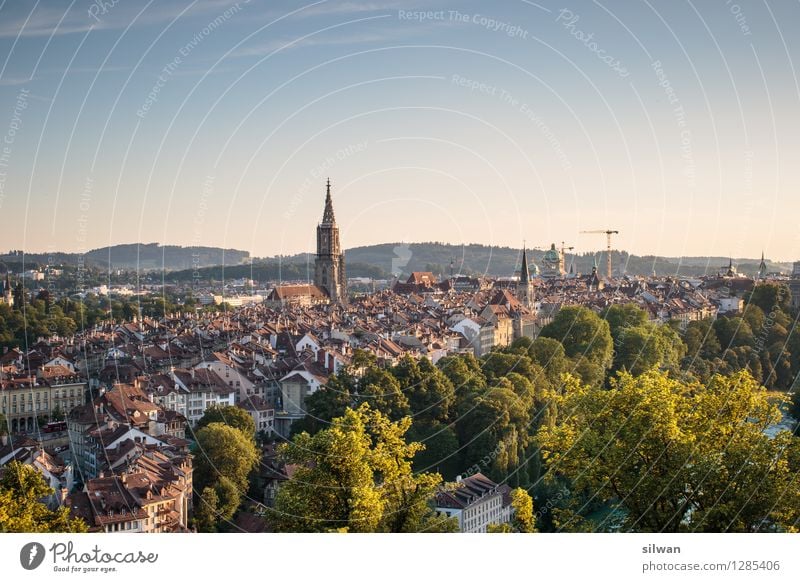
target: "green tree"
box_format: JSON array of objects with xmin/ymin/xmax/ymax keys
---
[
  {"xmin": 194, "ymin": 486, "xmax": 221, "ymax": 533},
  {"xmin": 191, "ymin": 476, "xmax": 246, "ymax": 533},
  {"xmin": 393, "ymin": 356, "xmax": 455, "ymax": 423},
  {"xmin": 457, "ymin": 379, "xmax": 531, "ymax": 483},
  {"xmin": 196, "ymin": 404, "xmax": 256, "ymax": 440},
  {"xmin": 480, "ymin": 352, "xmax": 536, "ymax": 383},
  {"xmin": 486, "ymin": 488, "xmax": 536, "ymax": 533},
  {"xmin": 357, "ymin": 365, "xmax": 410, "ymax": 421},
  {"xmin": 683, "ymin": 318, "xmax": 722, "ymax": 361},
  {"xmin": 747, "ymin": 283, "xmax": 792, "ymax": 315},
  {"xmin": 613, "ymin": 323, "xmax": 685, "ymax": 376},
  {"xmin": 539, "ymin": 370, "xmax": 800, "ymax": 532},
  {"xmin": 406, "ymin": 420, "xmax": 460, "ymax": 479},
  {"xmin": 524, "ymin": 337, "xmax": 570, "ymax": 386},
  {"xmin": 437, "ymin": 353, "xmax": 488, "ymax": 420},
  {"xmin": 603, "ymin": 303, "xmax": 649, "ymax": 339},
  {"xmin": 511, "ymin": 487, "xmax": 536, "ymax": 532},
  {"xmin": 540, "ymin": 306, "xmax": 613, "ymax": 386},
  {"xmin": 0, "ymin": 462, "xmax": 87, "ymax": 532},
  {"xmin": 194, "ymin": 423, "xmax": 259, "ymax": 494},
  {"xmin": 290, "ymin": 375, "xmax": 352, "ymax": 436},
  {"xmin": 714, "ymin": 316, "xmax": 754, "ymax": 350},
  {"xmin": 273, "ymin": 404, "xmax": 457, "ymax": 533}
]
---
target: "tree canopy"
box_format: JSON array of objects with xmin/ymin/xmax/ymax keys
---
[
  {"xmin": 539, "ymin": 369, "xmax": 800, "ymax": 532},
  {"xmin": 0, "ymin": 462, "xmax": 87, "ymax": 532},
  {"xmin": 196, "ymin": 404, "xmax": 256, "ymax": 439},
  {"xmin": 272, "ymin": 404, "xmax": 457, "ymax": 533}
]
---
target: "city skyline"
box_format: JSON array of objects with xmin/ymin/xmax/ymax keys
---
[{"xmin": 1, "ymin": 1, "xmax": 799, "ymax": 261}]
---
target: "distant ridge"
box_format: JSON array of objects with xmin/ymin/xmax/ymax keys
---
[
  {"xmin": 0, "ymin": 242, "xmax": 789, "ymax": 279},
  {"xmin": 0, "ymin": 243, "xmax": 250, "ymax": 271}
]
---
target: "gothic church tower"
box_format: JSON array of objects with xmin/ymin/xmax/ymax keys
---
[
  {"xmin": 314, "ymin": 179, "xmax": 347, "ymax": 303},
  {"xmin": 516, "ymin": 245, "xmax": 534, "ymax": 308}
]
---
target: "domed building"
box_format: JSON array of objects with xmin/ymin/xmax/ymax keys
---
[{"xmin": 540, "ymin": 243, "xmax": 563, "ymax": 279}]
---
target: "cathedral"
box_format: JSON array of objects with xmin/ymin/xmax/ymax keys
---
[
  {"xmin": 516, "ymin": 245, "xmax": 534, "ymax": 308},
  {"xmin": 314, "ymin": 179, "xmax": 347, "ymax": 303}
]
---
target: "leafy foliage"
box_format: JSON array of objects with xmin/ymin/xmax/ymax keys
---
[
  {"xmin": 0, "ymin": 462, "xmax": 87, "ymax": 532},
  {"xmin": 193, "ymin": 422, "xmax": 259, "ymax": 530},
  {"xmin": 272, "ymin": 404, "xmax": 457, "ymax": 533},
  {"xmin": 196, "ymin": 404, "xmax": 256, "ymax": 440},
  {"xmin": 539, "ymin": 369, "xmax": 800, "ymax": 532}
]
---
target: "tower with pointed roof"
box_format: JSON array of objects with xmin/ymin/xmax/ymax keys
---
[
  {"xmin": 588, "ymin": 254, "xmax": 603, "ymax": 291},
  {"xmin": 516, "ymin": 245, "xmax": 534, "ymax": 308},
  {"xmin": 757, "ymin": 251, "xmax": 768, "ymax": 281},
  {"xmin": 314, "ymin": 179, "xmax": 347, "ymax": 303}
]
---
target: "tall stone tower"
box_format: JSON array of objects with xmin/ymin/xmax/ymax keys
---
[
  {"xmin": 516, "ymin": 245, "xmax": 534, "ymax": 308},
  {"xmin": 314, "ymin": 179, "xmax": 347, "ymax": 303}
]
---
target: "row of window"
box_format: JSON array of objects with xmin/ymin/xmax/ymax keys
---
[
  {"xmin": 1, "ymin": 400, "xmax": 78, "ymax": 415},
  {"xmin": 1, "ymin": 389, "xmax": 78, "ymax": 403},
  {"xmin": 105, "ymin": 521, "xmax": 138, "ymax": 532}
]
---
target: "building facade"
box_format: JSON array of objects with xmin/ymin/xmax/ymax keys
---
[{"xmin": 435, "ymin": 473, "xmax": 513, "ymax": 533}]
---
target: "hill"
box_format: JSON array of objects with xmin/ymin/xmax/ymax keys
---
[
  {"xmin": 2, "ymin": 242, "xmax": 788, "ymax": 281},
  {"xmin": 341, "ymin": 242, "xmax": 789, "ymax": 279},
  {"xmin": 0, "ymin": 244, "xmax": 250, "ymax": 271}
]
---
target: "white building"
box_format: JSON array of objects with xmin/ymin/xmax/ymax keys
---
[{"xmin": 435, "ymin": 473, "xmax": 513, "ymax": 533}]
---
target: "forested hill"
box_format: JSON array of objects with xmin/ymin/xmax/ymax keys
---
[
  {"xmin": 342, "ymin": 242, "xmax": 789, "ymax": 279},
  {"xmin": 1, "ymin": 241, "xmax": 788, "ymax": 279},
  {"xmin": 0, "ymin": 244, "xmax": 250, "ymax": 271}
]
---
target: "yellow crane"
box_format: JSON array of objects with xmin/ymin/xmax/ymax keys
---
[{"xmin": 580, "ymin": 229, "xmax": 620, "ymax": 279}]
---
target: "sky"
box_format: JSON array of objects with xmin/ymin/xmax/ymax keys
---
[{"xmin": 0, "ymin": 0, "xmax": 799, "ymax": 261}]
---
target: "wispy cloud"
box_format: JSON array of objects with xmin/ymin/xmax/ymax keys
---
[
  {"xmin": 232, "ymin": 10, "xmax": 446, "ymax": 58},
  {"xmin": 290, "ymin": 1, "xmax": 426, "ymax": 18},
  {"xmin": 0, "ymin": 5, "xmax": 96, "ymax": 38},
  {"xmin": 233, "ymin": 29, "xmax": 396, "ymax": 57},
  {"xmin": 0, "ymin": 0, "xmax": 255, "ymax": 38},
  {"xmin": 0, "ymin": 76, "xmax": 32, "ymax": 86}
]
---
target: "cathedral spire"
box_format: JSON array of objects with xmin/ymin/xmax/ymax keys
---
[
  {"xmin": 322, "ymin": 178, "xmax": 335, "ymax": 224},
  {"xmin": 516, "ymin": 243, "xmax": 534, "ymax": 308},
  {"xmin": 520, "ymin": 245, "xmax": 531, "ymax": 283}
]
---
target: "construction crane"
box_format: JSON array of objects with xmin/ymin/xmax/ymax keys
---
[{"xmin": 580, "ymin": 229, "xmax": 620, "ymax": 279}]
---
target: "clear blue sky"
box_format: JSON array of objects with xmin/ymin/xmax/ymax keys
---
[{"xmin": 0, "ymin": 0, "xmax": 798, "ymax": 261}]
